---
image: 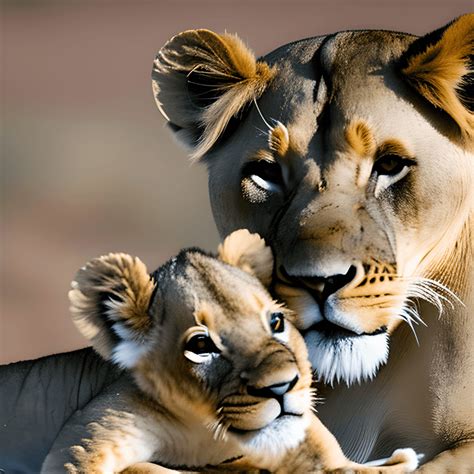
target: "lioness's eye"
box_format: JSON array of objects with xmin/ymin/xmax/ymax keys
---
[
  {"xmin": 242, "ymin": 160, "xmax": 284, "ymax": 192},
  {"xmin": 185, "ymin": 334, "xmax": 220, "ymax": 355},
  {"xmin": 270, "ymin": 312, "xmax": 285, "ymax": 333},
  {"xmin": 373, "ymin": 154, "xmax": 415, "ymax": 177}
]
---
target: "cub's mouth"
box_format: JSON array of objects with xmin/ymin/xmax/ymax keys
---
[
  {"xmin": 221, "ymin": 397, "xmax": 303, "ymax": 434},
  {"xmin": 220, "ymin": 392, "xmax": 307, "ymax": 435},
  {"xmin": 227, "ymin": 411, "xmax": 303, "ymax": 436},
  {"xmin": 219, "ymin": 392, "xmax": 311, "ymax": 458}
]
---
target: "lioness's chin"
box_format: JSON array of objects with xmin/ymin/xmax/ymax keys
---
[{"xmin": 305, "ymin": 326, "xmax": 389, "ymax": 386}]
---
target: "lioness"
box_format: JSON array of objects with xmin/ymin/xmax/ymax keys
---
[
  {"xmin": 151, "ymin": 15, "xmax": 474, "ymax": 472},
  {"xmin": 41, "ymin": 230, "xmax": 416, "ymax": 473}
]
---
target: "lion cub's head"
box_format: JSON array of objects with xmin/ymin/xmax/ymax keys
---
[{"xmin": 69, "ymin": 230, "xmax": 312, "ymax": 455}]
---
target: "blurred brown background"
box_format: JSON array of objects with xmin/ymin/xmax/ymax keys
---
[{"xmin": 1, "ymin": 0, "xmax": 471, "ymax": 364}]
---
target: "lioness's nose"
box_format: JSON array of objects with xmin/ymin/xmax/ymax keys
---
[
  {"xmin": 247, "ymin": 375, "xmax": 299, "ymax": 399},
  {"xmin": 289, "ymin": 264, "xmax": 358, "ymax": 301}
]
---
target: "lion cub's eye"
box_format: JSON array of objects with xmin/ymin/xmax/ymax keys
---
[
  {"xmin": 185, "ymin": 334, "xmax": 219, "ymax": 355},
  {"xmin": 373, "ymin": 154, "xmax": 415, "ymax": 177},
  {"xmin": 270, "ymin": 312, "xmax": 285, "ymax": 333},
  {"xmin": 184, "ymin": 333, "xmax": 220, "ymax": 363}
]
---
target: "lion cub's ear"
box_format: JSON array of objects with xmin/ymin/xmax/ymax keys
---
[
  {"xmin": 218, "ymin": 229, "xmax": 274, "ymax": 286},
  {"xmin": 399, "ymin": 14, "xmax": 474, "ymax": 143},
  {"xmin": 69, "ymin": 253, "xmax": 156, "ymax": 368},
  {"xmin": 152, "ymin": 29, "xmax": 275, "ymax": 160}
]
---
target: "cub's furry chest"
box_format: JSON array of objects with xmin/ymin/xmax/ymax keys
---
[{"xmin": 141, "ymin": 406, "xmax": 245, "ymax": 469}]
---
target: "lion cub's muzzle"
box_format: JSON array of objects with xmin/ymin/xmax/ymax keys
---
[
  {"xmin": 246, "ymin": 374, "xmax": 299, "ymax": 398},
  {"xmin": 220, "ymin": 371, "xmax": 308, "ymax": 432}
]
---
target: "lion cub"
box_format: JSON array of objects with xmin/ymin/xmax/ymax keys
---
[{"xmin": 42, "ymin": 230, "xmax": 417, "ymax": 473}]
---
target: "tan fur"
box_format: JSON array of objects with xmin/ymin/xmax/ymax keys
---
[
  {"xmin": 152, "ymin": 29, "xmax": 275, "ymax": 161},
  {"xmin": 252, "ymin": 149, "xmax": 276, "ymax": 163},
  {"xmin": 276, "ymin": 258, "xmax": 407, "ymax": 338},
  {"xmin": 425, "ymin": 215, "xmax": 472, "ymax": 296},
  {"xmin": 69, "ymin": 253, "xmax": 155, "ymax": 359},
  {"xmin": 376, "ymin": 139, "xmax": 413, "ymax": 160},
  {"xmin": 417, "ymin": 442, "xmax": 474, "ymax": 474},
  {"xmin": 217, "ymin": 228, "xmax": 274, "ymax": 286},
  {"xmin": 198, "ymin": 33, "xmax": 275, "ymax": 161},
  {"xmin": 401, "ymin": 14, "xmax": 474, "ymax": 143},
  {"xmin": 269, "ymin": 122, "xmax": 290, "ymax": 157},
  {"xmin": 345, "ymin": 120, "xmax": 376, "ymax": 157}
]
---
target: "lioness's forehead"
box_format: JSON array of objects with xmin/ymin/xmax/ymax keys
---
[
  {"xmin": 264, "ymin": 31, "xmax": 414, "ymax": 83},
  {"xmin": 263, "ymin": 32, "xmax": 413, "ymax": 119}
]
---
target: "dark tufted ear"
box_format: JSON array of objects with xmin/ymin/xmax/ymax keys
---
[
  {"xmin": 69, "ymin": 253, "xmax": 156, "ymax": 368},
  {"xmin": 218, "ymin": 229, "xmax": 274, "ymax": 287},
  {"xmin": 152, "ymin": 29, "xmax": 275, "ymax": 160},
  {"xmin": 399, "ymin": 14, "xmax": 474, "ymax": 143}
]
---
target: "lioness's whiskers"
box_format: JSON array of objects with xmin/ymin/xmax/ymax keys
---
[
  {"xmin": 417, "ymin": 278, "xmax": 463, "ymax": 307},
  {"xmin": 404, "ymin": 276, "xmax": 463, "ymax": 315},
  {"xmin": 399, "ymin": 304, "xmax": 421, "ymax": 345},
  {"xmin": 393, "ymin": 275, "xmax": 464, "ymax": 344}
]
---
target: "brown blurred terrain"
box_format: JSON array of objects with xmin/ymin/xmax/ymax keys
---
[{"xmin": 1, "ymin": 0, "xmax": 471, "ymax": 364}]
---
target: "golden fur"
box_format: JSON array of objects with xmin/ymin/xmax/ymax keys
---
[
  {"xmin": 217, "ymin": 228, "xmax": 274, "ymax": 286},
  {"xmin": 70, "ymin": 254, "xmax": 155, "ymax": 360},
  {"xmin": 344, "ymin": 120, "xmax": 376, "ymax": 158},
  {"xmin": 268, "ymin": 122, "xmax": 290, "ymax": 157},
  {"xmin": 152, "ymin": 29, "xmax": 275, "ymax": 161},
  {"xmin": 400, "ymin": 14, "xmax": 474, "ymax": 145},
  {"xmin": 375, "ymin": 140, "xmax": 413, "ymax": 161}
]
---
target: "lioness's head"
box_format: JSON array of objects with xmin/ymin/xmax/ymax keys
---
[
  {"xmin": 152, "ymin": 16, "xmax": 473, "ymax": 385},
  {"xmin": 69, "ymin": 230, "xmax": 312, "ymax": 457}
]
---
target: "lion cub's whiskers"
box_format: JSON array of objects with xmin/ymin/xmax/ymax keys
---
[
  {"xmin": 207, "ymin": 415, "xmax": 229, "ymax": 442},
  {"xmin": 309, "ymin": 389, "xmax": 324, "ymax": 415}
]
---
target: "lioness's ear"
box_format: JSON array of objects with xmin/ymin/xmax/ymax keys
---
[
  {"xmin": 218, "ymin": 229, "xmax": 274, "ymax": 286},
  {"xmin": 399, "ymin": 14, "xmax": 474, "ymax": 142},
  {"xmin": 69, "ymin": 253, "xmax": 156, "ymax": 368},
  {"xmin": 152, "ymin": 29, "xmax": 275, "ymax": 160}
]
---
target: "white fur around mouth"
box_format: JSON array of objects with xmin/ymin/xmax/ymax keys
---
[
  {"xmin": 234, "ymin": 414, "xmax": 309, "ymax": 470},
  {"xmin": 305, "ymin": 326, "xmax": 389, "ymax": 386}
]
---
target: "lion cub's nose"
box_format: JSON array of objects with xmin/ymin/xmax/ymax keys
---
[{"xmin": 247, "ymin": 375, "xmax": 299, "ymax": 399}]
